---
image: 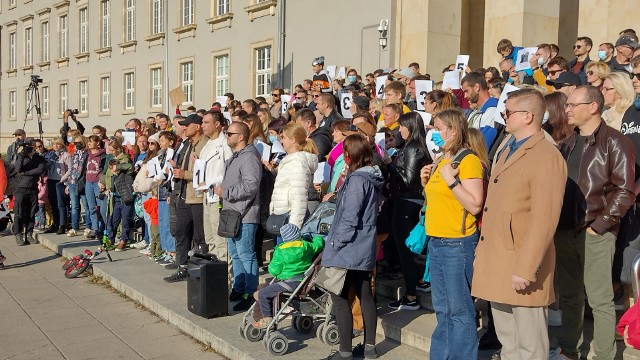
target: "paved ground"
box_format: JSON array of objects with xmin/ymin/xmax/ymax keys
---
[{"xmin": 0, "ymin": 232, "xmax": 224, "ymax": 360}]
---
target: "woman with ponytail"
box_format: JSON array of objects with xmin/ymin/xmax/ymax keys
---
[{"xmin": 269, "ymin": 123, "xmax": 319, "ymax": 244}]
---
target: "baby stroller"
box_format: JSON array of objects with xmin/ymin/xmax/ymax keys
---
[
  {"xmin": 0, "ymin": 196, "xmax": 14, "ymax": 234},
  {"xmin": 238, "ymin": 201, "xmax": 337, "ymax": 356}
]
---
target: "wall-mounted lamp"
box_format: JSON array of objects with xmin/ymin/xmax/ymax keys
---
[{"xmin": 378, "ymin": 19, "xmax": 389, "ymax": 49}]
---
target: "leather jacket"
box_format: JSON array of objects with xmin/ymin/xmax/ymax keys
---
[
  {"xmin": 388, "ymin": 142, "xmax": 431, "ymax": 200},
  {"xmin": 558, "ymin": 122, "xmax": 635, "ymax": 235}
]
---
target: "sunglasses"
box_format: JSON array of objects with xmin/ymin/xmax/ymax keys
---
[
  {"xmin": 312, "ymin": 95, "xmax": 320, "ymax": 98},
  {"xmin": 552, "ymin": 83, "xmax": 571, "ymax": 90},
  {"xmin": 630, "ymin": 73, "xmax": 640, "ymax": 81},
  {"xmin": 548, "ymin": 70, "xmax": 561, "ymax": 76},
  {"xmin": 73, "ymin": 142, "xmax": 83, "ymax": 146},
  {"xmin": 271, "ymin": 93, "xmax": 280, "ymax": 97},
  {"xmin": 573, "ymin": 44, "xmax": 582, "ymax": 49},
  {"xmin": 500, "ymin": 109, "xmax": 529, "ymax": 120}
]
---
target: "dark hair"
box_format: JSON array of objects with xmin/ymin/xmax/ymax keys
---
[
  {"xmin": 204, "ymin": 110, "xmax": 226, "ymax": 126},
  {"xmin": 224, "ymin": 92, "xmax": 234, "ymax": 100},
  {"xmin": 497, "ymin": 39, "xmax": 513, "ymax": 53},
  {"xmin": 425, "ymin": 90, "xmax": 455, "ymax": 112},
  {"xmin": 295, "ymin": 108, "xmax": 316, "ymax": 123},
  {"xmin": 548, "ymin": 56, "xmax": 570, "ymax": 71},
  {"xmin": 231, "ymin": 109, "xmax": 248, "ymax": 118},
  {"xmin": 230, "ymin": 121, "xmax": 251, "ymax": 142},
  {"xmin": 600, "ymin": 42, "xmax": 614, "ymax": 51},
  {"xmin": 242, "ymin": 99, "xmax": 258, "ymax": 113},
  {"xmin": 243, "ymin": 113, "xmax": 266, "ymax": 143},
  {"xmin": 351, "ymin": 112, "xmax": 376, "ymax": 128},
  {"xmin": 332, "ymin": 120, "xmax": 351, "ymax": 134},
  {"xmin": 577, "ymin": 36, "xmax": 593, "ymax": 48},
  {"xmin": 487, "ymin": 78, "xmax": 506, "ymax": 93},
  {"xmin": 268, "ymin": 118, "xmax": 287, "ymax": 135},
  {"xmin": 550, "ymin": 44, "xmax": 560, "ymax": 55},
  {"xmin": 461, "ymin": 71, "xmax": 488, "ymax": 90},
  {"xmin": 398, "ymin": 112, "xmax": 427, "ymax": 151},
  {"xmin": 158, "ymin": 130, "xmax": 177, "ymax": 146},
  {"xmin": 544, "ymin": 92, "xmax": 573, "ymax": 143},
  {"xmin": 87, "ymin": 134, "xmax": 101, "ymax": 144},
  {"xmin": 484, "ymin": 67, "xmax": 501, "ymax": 80},
  {"xmin": 342, "ymin": 135, "xmax": 373, "ymax": 173}
]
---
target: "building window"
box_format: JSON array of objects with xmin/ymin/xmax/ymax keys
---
[
  {"xmin": 151, "ymin": 0, "xmax": 162, "ymax": 34},
  {"xmin": 9, "ymin": 32, "xmax": 16, "ymax": 69},
  {"xmin": 101, "ymin": 76, "xmax": 110, "ymax": 112},
  {"xmin": 79, "ymin": 80, "xmax": 88, "ymax": 113},
  {"xmin": 215, "ymin": 54, "xmax": 229, "ymax": 96},
  {"xmin": 124, "ymin": 72, "xmax": 135, "ymax": 110},
  {"xmin": 125, "ymin": 0, "xmax": 135, "ymax": 42},
  {"xmin": 59, "ymin": 15, "xmax": 68, "ymax": 58},
  {"xmin": 42, "ymin": 86, "xmax": 49, "ymax": 115},
  {"xmin": 101, "ymin": 1, "xmax": 110, "ymax": 48},
  {"xmin": 9, "ymin": 91, "xmax": 16, "ymax": 118},
  {"xmin": 151, "ymin": 67, "xmax": 162, "ymax": 107},
  {"xmin": 255, "ymin": 46, "xmax": 271, "ymax": 98},
  {"xmin": 180, "ymin": 61, "xmax": 193, "ymax": 104},
  {"xmin": 79, "ymin": 8, "xmax": 89, "ymax": 53},
  {"xmin": 42, "ymin": 22, "xmax": 49, "ymax": 62},
  {"xmin": 9, "ymin": 0, "xmax": 15, "ymax": 6},
  {"xmin": 24, "ymin": 27, "xmax": 32, "ymax": 66},
  {"xmin": 216, "ymin": 0, "xmax": 229, "ymax": 16},
  {"xmin": 59, "ymin": 83, "xmax": 68, "ymax": 115},
  {"xmin": 182, "ymin": 0, "xmax": 194, "ymax": 26}
]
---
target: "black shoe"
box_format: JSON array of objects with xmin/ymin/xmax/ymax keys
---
[
  {"xmin": 352, "ymin": 343, "xmax": 378, "ymax": 359},
  {"xmin": 164, "ymin": 263, "xmax": 179, "ymax": 270},
  {"xmin": 15, "ymin": 234, "xmax": 27, "ymax": 246},
  {"xmin": 163, "ymin": 270, "xmax": 188, "ymax": 283},
  {"xmin": 229, "ymin": 288, "xmax": 243, "ymax": 302},
  {"xmin": 44, "ymin": 225, "xmax": 58, "ymax": 234},
  {"xmin": 388, "ymin": 295, "xmax": 419, "ymax": 311},
  {"xmin": 232, "ymin": 296, "xmax": 254, "ymax": 312},
  {"xmin": 26, "ymin": 233, "xmax": 38, "ymax": 244},
  {"xmin": 56, "ymin": 226, "xmax": 66, "ymax": 235},
  {"xmin": 322, "ymin": 350, "xmax": 353, "ymax": 360},
  {"xmin": 478, "ymin": 329, "xmax": 502, "ymax": 350}
]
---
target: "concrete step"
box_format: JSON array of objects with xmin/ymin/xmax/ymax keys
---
[
  {"xmin": 375, "ymin": 296, "xmax": 433, "ymax": 354},
  {"xmin": 625, "ymin": 348, "xmax": 640, "ymax": 360}
]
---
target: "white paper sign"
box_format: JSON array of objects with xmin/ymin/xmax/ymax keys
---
[
  {"xmin": 375, "ymin": 76, "xmax": 387, "ymax": 99},
  {"xmin": 223, "ymin": 112, "xmax": 232, "ymax": 124},
  {"xmin": 281, "ymin": 100, "xmax": 289, "ymax": 114},
  {"xmin": 416, "ymin": 111, "xmax": 432, "ymax": 129},
  {"xmin": 415, "ymin": 80, "xmax": 434, "ymax": 111},
  {"xmin": 336, "ymin": 67, "xmax": 346, "ymax": 80},
  {"xmin": 514, "ymin": 47, "xmax": 537, "ymax": 71},
  {"xmin": 271, "ymin": 140, "xmax": 285, "ymax": 155},
  {"xmin": 314, "ymin": 162, "xmax": 331, "ymax": 184},
  {"xmin": 193, "ymin": 159, "xmax": 207, "ymax": 189},
  {"xmin": 326, "ymin": 65, "xmax": 336, "ymax": 79},
  {"xmin": 375, "ymin": 133, "xmax": 386, "ymax": 155},
  {"xmin": 493, "ymin": 83, "xmax": 521, "ymax": 126},
  {"xmin": 255, "ymin": 140, "xmax": 272, "ymax": 162},
  {"xmin": 442, "ymin": 71, "xmax": 461, "ymax": 90},
  {"xmin": 122, "ymin": 131, "xmax": 136, "ymax": 146},
  {"xmin": 455, "ymin": 55, "xmax": 470, "ymax": 72},
  {"xmin": 215, "ymin": 96, "xmax": 228, "ymax": 107},
  {"xmin": 340, "ymin": 92, "xmax": 353, "ymax": 119}
]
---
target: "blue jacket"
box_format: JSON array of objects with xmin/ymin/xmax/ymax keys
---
[{"xmin": 321, "ymin": 166, "xmax": 384, "ymax": 271}]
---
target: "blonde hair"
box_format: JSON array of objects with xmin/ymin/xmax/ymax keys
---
[
  {"xmin": 606, "ymin": 72, "xmax": 635, "ymax": 113},
  {"xmin": 51, "ymin": 137, "xmax": 65, "ymax": 147},
  {"xmin": 433, "ymin": 109, "xmax": 469, "ymax": 155},
  {"xmin": 68, "ymin": 129, "xmax": 81, "ymax": 138},
  {"xmin": 467, "ymin": 128, "xmax": 489, "ymax": 166},
  {"xmin": 282, "ymin": 123, "xmax": 318, "ymax": 155},
  {"xmin": 73, "ymin": 135, "xmax": 87, "ymax": 148},
  {"xmin": 586, "ymin": 61, "xmax": 611, "ymax": 81}
]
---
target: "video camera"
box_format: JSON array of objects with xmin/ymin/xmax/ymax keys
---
[
  {"xmin": 15, "ymin": 138, "xmax": 35, "ymax": 155},
  {"xmin": 66, "ymin": 108, "xmax": 79, "ymax": 115},
  {"xmin": 30, "ymin": 75, "xmax": 43, "ymax": 87}
]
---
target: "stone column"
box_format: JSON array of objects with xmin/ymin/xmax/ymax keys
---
[{"xmin": 576, "ymin": 0, "xmax": 637, "ymax": 59}]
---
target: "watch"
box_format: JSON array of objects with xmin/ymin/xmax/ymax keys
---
[{"xmin": 447, "ymin": 178, "xmax": 461, "ymax": 190}]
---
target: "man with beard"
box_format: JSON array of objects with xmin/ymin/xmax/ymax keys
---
[{"xmin": 461, "ymin": 72, "xmax": 499, "ymax": 150}]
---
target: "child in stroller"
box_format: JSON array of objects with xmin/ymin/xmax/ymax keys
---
[{"xmin": 252, "ymin": 223, "xmax": 324, "ymax": 328}]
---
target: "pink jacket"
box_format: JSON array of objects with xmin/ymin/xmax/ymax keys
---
[{"xmin": 37, "ymin": 176, "xmax": 48, "ymax": 204}]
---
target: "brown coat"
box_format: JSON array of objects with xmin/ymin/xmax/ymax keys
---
[{"xmin": 471, "ymin": 131, "xmax": 567, "ymax": 306}]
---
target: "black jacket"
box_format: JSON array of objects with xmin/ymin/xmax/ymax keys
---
[
  {"xmin": 569, "ymin": 55, "xmax": 591, "ymax": 85},
  {"xmin": 387, "ymin": 142, "xmax": 431, "ymax": 200},
  {"xmin": 318, "ymin": 109, "xmax": 344, "ymax": 129},
  {"xmin": 14, "ymin": 153, "xmax": 46, "ymax": 191},
  {"xmin": 309, "ymin": 127, "xmax": 333, "ymax": 162}
]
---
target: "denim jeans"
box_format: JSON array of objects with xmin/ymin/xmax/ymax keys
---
[
  {"xmin": 84, "ymin": 181, "xmax": 102, "ymax": 232},
  {"xmin": 55, "ymin": 181, "xmax": 69, "ymax": 226},
  {"xmin": 228, "ymin": 223, "xmax": 258, "ymax": 296},
  {"xmin": 428, "ymin": 232, "xmax": 479, "ymax": 360},
  {"xmin": 68, "ymin": 184, "xmax": 81, "ymax": 230},
  {"xmin": 158, "ymin": 199, "xmax": 176, "ymax": 252},
  {"xmin": 108, "ymin": 200, "xmax": 134, "ymax": 242}
]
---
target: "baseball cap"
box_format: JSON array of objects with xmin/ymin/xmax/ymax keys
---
[
  {"xmin": 616, "ymin": 35, "xmax": 640, "ymax": 49},
  {"xmin": 178, "ymin": 113, "xmax": 203, "ymax": 126},
  {"xmin": 352, "ymin": 96, "xmax": 370, "ymax": 111},
  {"xmin": 280, "ymin": 223, "xmax": 301, "ymax": 242},
  {"xmin": 546, "ymin": 72, "xmax": 581, "ymax": 87},
  {"xmin": 394, "ymin": 67, "xmax": 417, "ymax": 80},
  {"xmin": 312, "ymin": 56, "xmax": 325, "ymax": 66},
  {"xmin": 13, "ymin": 129, "xmax": 26, "ymax": 136},
  {"xmin": 342, "ymin": 123, "xmax": 376, "ymax": 138}
]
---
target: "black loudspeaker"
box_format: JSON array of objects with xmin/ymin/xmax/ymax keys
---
[{"xmin": 187, "ymin": 256, "xmax": 228, "ymax": 318}]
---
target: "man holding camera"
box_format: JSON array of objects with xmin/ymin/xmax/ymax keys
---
[
  {"xmin": 6, "ymin": 129, "xmax": 26, "ymax": 164},
  {"xmin": 12, "ymin": 139, "xmax": 46, "ymax": 245}
]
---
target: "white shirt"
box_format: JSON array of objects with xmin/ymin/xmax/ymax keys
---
[{"xmin": 198, "ymin": 134, "xmax": 233, "ymax": 203}]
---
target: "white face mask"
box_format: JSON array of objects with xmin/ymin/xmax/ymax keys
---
[{"xmin": 537, "ymin": 57, "xmax": 546, "ymax": 67}]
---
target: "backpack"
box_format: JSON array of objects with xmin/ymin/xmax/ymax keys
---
[{"xmin": 3, "ymin": 160, "xmax": 18, "ymax": 197}]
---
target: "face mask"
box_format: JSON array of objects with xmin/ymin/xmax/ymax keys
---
[
  {"xmin": 598, "ymin": 50, "xmax": 608, "ymax": 61},
  {"xmin": 67, "ymin": 136, "xmax": 73, "ymax": 143},
  {"xmin": 348, "ymin": 75, "xmax": 357, "ymax": 83},
  {"xmin": 75, "ymin": 143, "xmax": 83, "ymax": 150},
  {"xmin": 537, "ymin": 57, "xmax": 546, "ymax": 67},
  {"xmin": 431, "ymin": 131, "xmax": 448, "ymax": 148},
  {"xmin": 268, "ymin": 135, "xmax": 278, "ymax": 143},
  {"xmin": 542, "ymin": 111, "xmax": 549, "ymax": 124}
]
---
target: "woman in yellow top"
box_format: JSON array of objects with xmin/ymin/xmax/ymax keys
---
[{"xmin": 420, "ymin": 109, "xmax": 485, "ymax": 359}]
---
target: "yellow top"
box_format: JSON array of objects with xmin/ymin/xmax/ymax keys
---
[{"xmin": 424, "ymin": 154, "xmax": 483, "ymax": 238}]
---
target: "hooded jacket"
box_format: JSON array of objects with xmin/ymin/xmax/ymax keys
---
[
  {"xmin": 269, "ymin": 235, "xmax": 324, "ymax": 280},
  {"xmin": 221, "ymin": 144, "xmax": 262, "ymax": 224},
  {"xmin": 321, "ymin": 166, "xmax": 384, "ymax": 271},
  {"xmin": 270, "ymin": 151, "xmax": 318, "ymax": 228}
]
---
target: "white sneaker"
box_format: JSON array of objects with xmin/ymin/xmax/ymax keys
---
[
  {"xmin": 131, "ymin": 240, "xmax": 147, "ymax": 249},
  {"xmin": 140, "ymin": 248, "xmax": 151, "ymax": 256},
  {"xmin": 83, "ymin": 228, "xmax": 91, "ymax": 237},
  {"xmin": 67, "ymin": 229, "xmax": 77, "ymax": 237},
  {"xmin": 139, "ymin": 245, "xmax": 151, "ymax": 254}
]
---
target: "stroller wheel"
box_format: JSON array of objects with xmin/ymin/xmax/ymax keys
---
[
  {"xmin": 265, "ymin": 332, "xmax": 289, "ymax": 356},
  {"xmin": 243, "ymin": 323, "xmax": 265, "ymax": 342},
  {"xmin": 322, "ymin": 323, "xmax": 340, "ymax": 345},
  {"xmin": 239, "ymin": 320, "xmax": 247, "ymax": 338},
  {"xmin": 292, "ymin": 316, "xmax": 314, "ymax": 334},
  {"xmin": 316, "ymin": 322, "xmax": 326, "ymax": 343}
]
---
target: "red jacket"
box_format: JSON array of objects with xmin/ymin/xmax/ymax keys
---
[
  {"xmin": 142, "ymin": 197, "xmax": 159, "ymax": 226},
  {"xmin": 618, "ymin": 300, "xmax": 640, "ymax": 349},
  {"xmin": 0, "ymin": 159, "xmax": 7, "ymax": 197}
]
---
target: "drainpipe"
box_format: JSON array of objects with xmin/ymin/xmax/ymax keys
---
[
  {"xmin": 276, "ymin": 0, "xmax": 286, "ymax": 88},
  {"xmin": 164, "ymin": 0, "xmax": 170, "ymax": 115}
]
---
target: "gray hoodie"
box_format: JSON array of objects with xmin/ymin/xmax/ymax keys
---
[
  {"xmin": 221, "ymin": 144, "xmax": 262, "ymax": 224},
  {"xmin": 321, "ymin": 165, "xmax": 385, "ymax": 271}
]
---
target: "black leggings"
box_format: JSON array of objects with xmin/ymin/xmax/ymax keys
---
[
  {"xmin": 330, "ymin": 270, "xmax": 377, "ymax": 353},
  {"xmin": 392, "ymin": 200, "xmax": 421, "ymax": 297}
]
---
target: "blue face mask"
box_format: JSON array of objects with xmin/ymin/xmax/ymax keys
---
[
  {"xmin": 431, "ymin": 131, "xmax": 446, "ymax": 148},
  {"xmin": 598, "ymin": 50, "xmax": 608, "ymax": 61},
  {"xmin": 348, "ymin": 75, "xmax": 357, "ymax": 83},
  {"xmin": 268, "ymin": 135, "xmax": 278, "ymax": 143},
  {"xmin": 67, "ymin": 136, "xmax": 73, "ymax": 143}
]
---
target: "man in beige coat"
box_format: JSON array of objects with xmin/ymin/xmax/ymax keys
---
[{"xmin": 472, "ymin": 88, "xmax": 567, "ymax": 359}]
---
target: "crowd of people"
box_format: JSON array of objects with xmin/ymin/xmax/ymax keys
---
[{"xmin": 4, "ymin": 28, "xmax": 640, "ymax": 359}]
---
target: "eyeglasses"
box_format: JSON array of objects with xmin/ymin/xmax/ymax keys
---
[
  {"xmin": 564, "ymin": 102, "xmax": 592, "ymax": 109},
  {"xmin": 602, "ymin": 86, "xmax": 615, "ymax": 92},
  {"xmin": 630, "ymin": 73, "xmax": 640, "ymax": 81},
  {"xmin": 548, "ymin": 70, "xmax": 561, "ymax": 76},
  {"xmin": 225, "ymin": 132, "xmax": 240, "ymax": 137},
  {"xmin": 573, "ymin": 44, "xmax": 582, "ymax": 50},
  {"xmin": 501, "ymin": 109, "xmax": 529, "ymax": 120}
]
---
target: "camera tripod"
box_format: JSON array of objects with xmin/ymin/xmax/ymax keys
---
[{"xmin": 23, "ymin": 76, "xmax": 44, "ymax": 141}]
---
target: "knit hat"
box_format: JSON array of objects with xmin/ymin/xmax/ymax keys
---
[
  {"xmin": 148, "ymin": 133, "xmax": 160, "ymax": 144},
  {"xmin": 280, "ymin": 223, "xmax": 300, "ymax": 242}
]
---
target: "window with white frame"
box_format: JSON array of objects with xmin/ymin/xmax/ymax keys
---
[
  {"xmin": 59, "ymin": 83, "xmax": 68, "ymax": 115},
  {"xmin": 125, "ymin": 0, "xmax": 135, "ymax": 42},
  {"xmin": 24, "ymin": 27, "xmax": 32, "ymax": 66},
  {"xmin": 9, "ymin": 32, "xmax": 16, "ymax": 69},
  {"xmin": 9, "ymin": 91, "xmax": 16, "ymax": 118},
  {"xmin": 59, "ymin": 15, "xmax": 68, "ymax": 58},
  {"xmin": 182, "ymin": 0, "xmax": 194, "ymax": 26},
  {"xmin": 101, "ymin": 1, "xmax": 110, "ymax": 47},
  {"xmin": 79, "ymin": 80, "xmax": 88, "ymax": 113},
  {"xmin": 42, "ymin": 21, "xmax": 49, "ymax": 62},
  {"xmin": 151, "ymin": 67, "xmax": 162, "ymax": 107},
  {"xmin": 151, "ymin": 0, "xmax": 162, "ymax": 34},
  {"xmin": 215, "ymin": 54, "xmax": 229, "ymax": 96},
  {"xmin": 9, "ymin": 0, "xmax": 15, "ymax": 7},
  {"xmin": 255, "ymin": 46, "xmax": 271, "ymax": 98},
  {"xmin": 101, "ymin": 76, "xmax": 110, "ymax": 112},
  {"xmin": 42, "ymin": 86, "xmax": 49, "ymax": 115},
  {"xmin": 216, "ymin": 0, "xmax": 229, "ymax": 16},
  {"xmin": 180, "ymin": 61, "xmax": 193, "ymax": 104},
  {"xmin": 79, "ymin": 8, "xmax": 88, "ymax": 53},
  {"xmin": 124, "ymin": 72, "xmax": 135, "ymax": 109}
]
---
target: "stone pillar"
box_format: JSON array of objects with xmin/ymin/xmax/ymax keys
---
[
  {"xmin": 576, "ymin": 0, "xmax": 637, "ymax": 59},
  {"xmin": 483, "ymin": 0, "xmax": 560, "ymax": 67}
]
